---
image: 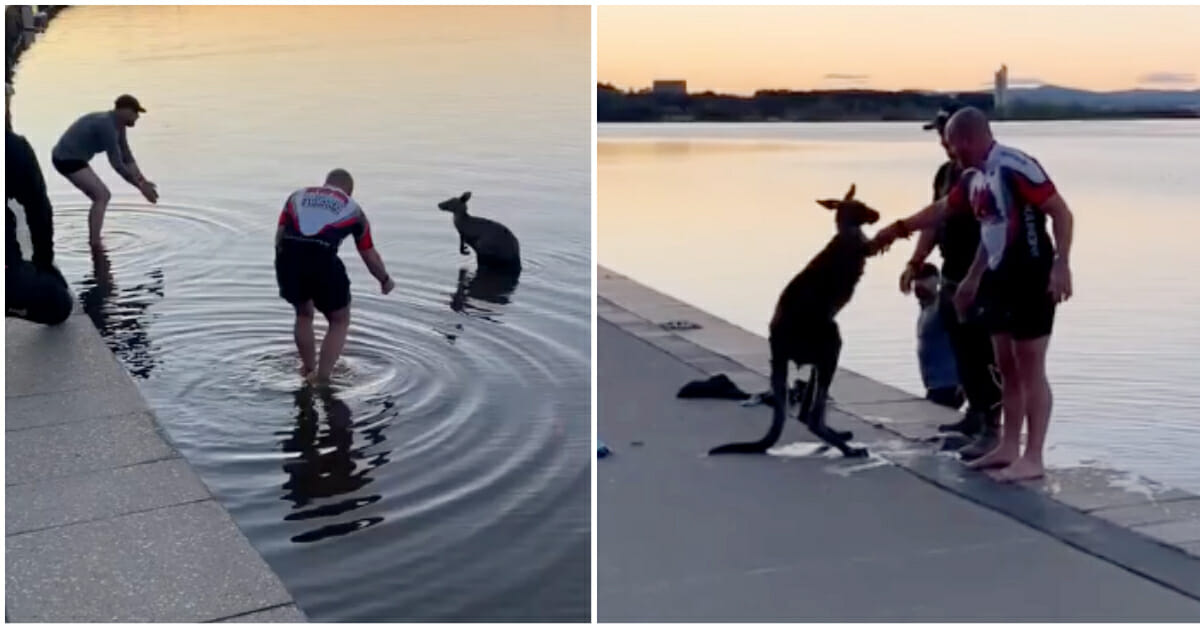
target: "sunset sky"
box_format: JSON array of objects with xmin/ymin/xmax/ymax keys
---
[{"xmin": 599, "ymin": 6, "xmax": 1200, "ymax": 94}]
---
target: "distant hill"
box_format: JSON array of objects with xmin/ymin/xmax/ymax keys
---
[{"xmin": 1009, "ymin": 85, "xmax": 1200, "ymax": 111}]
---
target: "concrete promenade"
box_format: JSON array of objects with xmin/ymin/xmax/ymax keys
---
[
  {"xmin": 5, "ymin": 312, "xmax": 305, "ymax": 622},
  {"xmin": 597, "ymin": 265, "xmax": 1200, "ymax": 622}
]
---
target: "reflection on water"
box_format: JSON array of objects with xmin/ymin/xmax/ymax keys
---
[
  {"xmin": 450, "ymin": 265, "xmax": 521, "ymax": 318},
  {"xmin": 280, "ymin": 386, "xmax": 389, "ymax": 544},
  {"xmin": 600, "ymin": 121, "xmax": 1200, "ymax": 495},
  {"xmin": 77, "ymin": 243, "xmax": 164, "ymax": 380}
]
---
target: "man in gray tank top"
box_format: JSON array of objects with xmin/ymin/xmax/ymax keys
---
[{"xmin": 50, "ymin": 94, "xmax": 158, "ymax": 246}]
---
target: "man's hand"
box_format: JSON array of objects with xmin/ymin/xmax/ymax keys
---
[
  {"xmin": 380, "ymin": 276, "xmax": 395, "ymax": 295},
  {"xmin": 871, "ymin": 220, "xmax": 911, "ymax": 254},
  {"xmin": 139, "ymin": 180, "xmax": 159, "ymax": 204},
  {"xmin": 899, "ymin": 261, "xmax": 919, "ymax": 295},
  {"xmin": 953, "ymin": 276, "xmax": 980, "ymax": 321},
  {"xmin": 1048, "ymin": 257, "xmax": 1072, "ymax": 303}
]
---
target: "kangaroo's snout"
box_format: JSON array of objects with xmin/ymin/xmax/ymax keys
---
[{"xmin": 438, "ymin": 191, "xmax": 473, "ymax": 213}]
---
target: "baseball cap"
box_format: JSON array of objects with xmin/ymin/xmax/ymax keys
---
[
  {"xmin": 922, "ymin": 102, "xmax": 963, "ymax": 132},
  {"xmin": 114, "ymin": 94, "xmax": 146, "ymax": 113}
]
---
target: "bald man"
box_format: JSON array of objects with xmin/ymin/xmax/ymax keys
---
[
  {"xmin": 873, "ymin": 107, "xmax": 1075, "ymax": 482},
  {"xmin": 275, "ymin": 169, "xmax": 394, "ymax": 385}
]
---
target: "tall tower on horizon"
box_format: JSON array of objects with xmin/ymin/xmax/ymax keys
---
[{"xmin": 994, "ymin": 64, "xmax": 1009, "ymax": 115}]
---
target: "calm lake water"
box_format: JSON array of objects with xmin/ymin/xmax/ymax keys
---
[
  {"xmin": 11, "ymin": 6, "xmax": 591, "ymax": 621},
  {"xmin": 600, "ymin": 121, "xmax": 1200, "ymax": 495}
]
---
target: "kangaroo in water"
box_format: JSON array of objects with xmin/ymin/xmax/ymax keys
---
[
  {"xmin": 709, "ymin": 184, "xmax": 883, "ymax": 458},
  {"xmin": 437, "ymin": 192, "xmax": 521, "ymax": 272}
]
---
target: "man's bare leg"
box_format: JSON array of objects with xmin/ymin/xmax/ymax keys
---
[
  {"xmin": 64, "ymin": 167, "xmax": 112, "ymax": 245},
  {"xmin": 316, "ymin": 306, "xmax": 350, "ymax": 383},
  {"xmin": 294, "ymin": 301, "xmax": 317, "ymax": 379},
  {"xmin": 990, "ymin": 335, "xmax": 1051, "ymax": 482},
  {"xmin": 966, "ymin": 333, "xmax": 1025, "ymax": 470}
]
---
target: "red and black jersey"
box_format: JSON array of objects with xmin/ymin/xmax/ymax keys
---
[
  {"xmin": 946, "ymin": 142, "xmax": 1057, "ymax": 271},
  {"xmin": 277, "ymin": 185, "xmax": 374, "ymax": 252}
]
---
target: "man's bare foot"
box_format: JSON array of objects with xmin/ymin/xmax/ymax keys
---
[
  {"xmin": 308, "ymin": 371, "xmax": 332, "ymax": 388},
  {"xmin": 987, "ymin": 457, "xmax": 1045, "ymax": 482},
  {"xmin": 964, "ymin": 444, "xmax": 1019, "ymax": 470}
]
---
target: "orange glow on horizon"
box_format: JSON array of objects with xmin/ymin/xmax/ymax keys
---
[{"xmin": 599, "ymin": 6, "xmax": 1200, "ymax": 94}]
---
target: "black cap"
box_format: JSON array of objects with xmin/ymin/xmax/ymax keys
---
[
  {"xmin": 114, "ymin": 94, "xmax": 146, "ymax": 113},
  {"xmin": 922, "ymin": 102, "xmax": 962, "ymax": 132}
]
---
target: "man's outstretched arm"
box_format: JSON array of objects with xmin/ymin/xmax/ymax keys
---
[
  {"xmin": 358, "ymin": 246, "xmax": 391, "ymax": 284},
  {"xmin": 102, "ymin": 124, "xmax": 143, "ymax": 187},
  {"xmin": 873, "ymin": 197, "xmax": 952, "ymax": 253},
  {"xmin": 352, "ymin": 214, "xmax": 392, "ymax": 290}
]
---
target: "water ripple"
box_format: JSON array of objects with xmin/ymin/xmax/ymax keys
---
[{"xmin": 47, "ymin": 193, "xmax": 590, "ymax": 621}]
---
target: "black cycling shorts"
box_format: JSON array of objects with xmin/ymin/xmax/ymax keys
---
[
  {"xmin": 979, "ymin": 260, "xmax": 1056, "ymax": 341},
  {"xmin": 274, "ymin": 242, "xmax": 351, "ymax": 315}
]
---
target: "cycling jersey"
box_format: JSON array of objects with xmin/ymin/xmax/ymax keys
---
[
  {"xmin": 277, "ymin": 186, "xmax": 374, "ymax": 252},
  {"xmin": 946, "ymin": 142, "xmax": 1057, "ymax": 272}
]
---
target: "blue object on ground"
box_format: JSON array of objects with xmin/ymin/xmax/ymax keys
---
[{"xmin": 598, "ymin": 440, "xmax": 611, "ymax": 458}]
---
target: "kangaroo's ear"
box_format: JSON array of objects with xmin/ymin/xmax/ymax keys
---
[
  {"xmin": 843, "ymin": 183, "xmax": 856, "ymax": 202},
  {"xmin": 816, "ymin": 199, "xmax": 839, "ymax": 210},
  {"xmin": 460, "ymin": 191, "xmax": 472, "ymax": 202}
]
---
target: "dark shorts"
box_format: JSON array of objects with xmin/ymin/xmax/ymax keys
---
[
  {"xmin": 274, "ymin": 243, "xmax": 351, "ymax": 315},
  {"xmin": 979, "ymin": 260, "xmax": 1056, "ymax": 341},
  {"xmin": 51, "ymin": 156, "xmax": 89, "ymax": 177}
]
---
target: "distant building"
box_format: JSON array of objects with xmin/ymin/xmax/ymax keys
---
[
  {"xmin": 993, "ymin": 64, "xmax": 1009, "ymax": 114},
  {"xmin": 652, "ymin": 80, "xmax": 687, "ymax": 97}
]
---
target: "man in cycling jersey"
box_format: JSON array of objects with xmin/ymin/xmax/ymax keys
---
[
  {"xmin": 874, "ymin": 107, "xmax": 1075, "ymax": 482},
  {"xmin": 275, "ymin": 169, "xmax": 394, "ymax": 385}
]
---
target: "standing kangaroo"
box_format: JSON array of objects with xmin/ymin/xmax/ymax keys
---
[
  {"xmin": 437, "ymin": 192, "xmax": 522, "ymax": 272},
  {"xmin": 709, "ymin": 184, "xmax": 882, "ymax": 458}
]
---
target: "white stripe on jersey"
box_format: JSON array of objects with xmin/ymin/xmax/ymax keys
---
[{"xmin": 290, "ymin": 187, "xmax": 363, "ymax": 237}]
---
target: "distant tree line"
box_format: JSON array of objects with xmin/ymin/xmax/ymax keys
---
[
  {"xmin": 598, "ymin": 83, "xmax": 992, "ymax": 123},
  {"xmin": 597, "ymin": 83, "xmax": 1197, "ymax": 123}
]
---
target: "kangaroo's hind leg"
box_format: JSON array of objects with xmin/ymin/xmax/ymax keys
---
[
  {"xmin": 805, "ymin": 325, "xmax": 867, "ymax": 457},
  {"xmin": 796, "ymin": 323, "xmax": 849, "ymax": 439}
]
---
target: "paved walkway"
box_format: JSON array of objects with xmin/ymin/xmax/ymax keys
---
[
  {"xmin": 597, "ymin": 271, "xmax": 1200, "ymax": 621},
  {"xmin": 5, "ymin": 313, "xmax": 305, "ymax": 622}
]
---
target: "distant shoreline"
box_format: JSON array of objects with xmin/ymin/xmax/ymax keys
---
[
  {"xmin": 598, "ymin": 83, "xmax": 1200, "ymax": 124},
  {"xmin": 598, "ymin": 113, "xmax": 1200, "ymax": 125},
  {"xmin": 6, "ymin": 5, "xmax": 69, "ymax": 83}
]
